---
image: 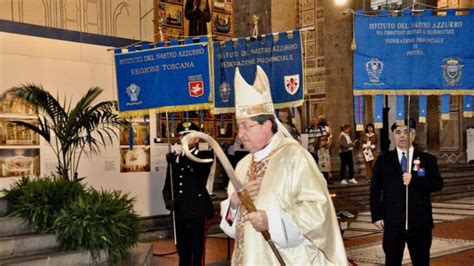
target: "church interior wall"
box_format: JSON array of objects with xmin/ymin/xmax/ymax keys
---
[{"xmin": 0, "ymin": 31, "xmax": 166, "ymax": 217}]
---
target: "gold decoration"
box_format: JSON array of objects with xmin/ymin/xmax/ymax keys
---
[{"xmin": 183, "ymin": 121, "xmax": 191, "ymax": 131}]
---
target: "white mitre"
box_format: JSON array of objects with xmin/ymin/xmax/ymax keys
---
[
  {"xmin": 234, "ymin": 65, "xmax": 291, "ymax": 137},
  {"xmin": 234, "ymin": 65, "xmax": 274, "ymax": 118}
]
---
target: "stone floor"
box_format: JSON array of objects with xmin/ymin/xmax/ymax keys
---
[{"xmin": 150, "ymin": 198, "xmax": 474, "ymax": 265}]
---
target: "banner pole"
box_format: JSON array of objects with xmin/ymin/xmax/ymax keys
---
[
  {"xmin": 405, "ymin": 96, "xmax": 411, "ymax": 231},
  {"xmin": 165, "ymin": 111, "xmax": 178, "ymax": 245}
]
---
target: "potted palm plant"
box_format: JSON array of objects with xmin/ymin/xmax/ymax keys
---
[{"xmin": 5, "ymin": 84, "xmax": 128, "ymax": 180}]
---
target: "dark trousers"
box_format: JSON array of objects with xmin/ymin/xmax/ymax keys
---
[
  {"xmin": 383, "ymin": 226, "xmax": 432, "ymax": 266},
  {"xmin": 175, "ymin": 216, "xmax": 206, "ymax": 266},
  {"xmin": 339, "ymin": 151, "xmax": 354, "ymax": 179}
]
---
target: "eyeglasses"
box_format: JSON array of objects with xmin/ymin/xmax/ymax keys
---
[{"xmin": 236, "ymin": 123, "xmax": 260, "ymax": 131}]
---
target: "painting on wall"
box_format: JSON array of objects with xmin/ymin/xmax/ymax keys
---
[
  {"xmin": 213, "ymin": 0, "xmax": 232, "ymax": 13},
  {"xmin": 159, "ymin": 3, "xmax": 184, "ymax": 28},
  {"xmin": 0, "ymin": 119, "xmax": 40, "ymax": 145},
  {"xmin": 213, "ymin": 12, "xmax": 232, "ymax": 35},
  {"xmin": 162, "ymin": 27, "xmax": 184, "ymax": 41},
  {"xmin": 120, "ymin": 147, "xmax": 151, "ymax": 173},
  {"xmin": 0, "ymin": 93, "xmax": 37, "ymax": 115},
  {"xmin": 119, "ymin": 119, "xmax": 150, "ymax": 146},
  {"xmin": 0, "ymin": 148, "xmax": 40, "ymax": 178},
  {"xmin": 184, "ymin": 0, "xmax": 212, "ymax": 36}
]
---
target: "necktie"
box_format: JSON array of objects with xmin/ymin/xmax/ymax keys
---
[{"xmin": 401, "ymin": 152, "xmax": 407, "ymax": 173}]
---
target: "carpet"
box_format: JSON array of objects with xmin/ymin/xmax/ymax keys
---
[
  {"xmin": 346, "ymin": 237, "xmax": 474, "ymax": 265},
  {"xmin": 447, "ymin": 197, "xmax": 474, "ymax": 204},
  {"xmin": 342, "ymin": 199, "xmax": 474, "ymax": 240},
  {"xmin": 433, "ymin": 202, "xmax": 474, "ymax": 210},
  {"xmin": 432, "ymin": 207, "xmax": 474, "ymax": 215}
]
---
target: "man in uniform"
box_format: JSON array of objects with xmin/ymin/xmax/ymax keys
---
[
  {"xmin": 162, "ymin": 121, "xmax": 215, "ymax": 266},
  {"xmin": 370, "ymin": 119, "xmax": 443, "ymax": 265},
  {"xmin": 220, "ymin": 65, "xmax": 347, "ymax": 265}
]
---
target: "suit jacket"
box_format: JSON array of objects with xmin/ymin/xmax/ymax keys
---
[
  {"xmin": 162, "ymin": 149, "xmax": 214, "ymax": 220},
  {"xmin": 370, "ymin": 149, "xmax": 443, "ymax": 228}
]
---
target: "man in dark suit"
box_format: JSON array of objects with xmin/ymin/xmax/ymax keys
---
[
  {"xmin": 162, "ymin": 121, "xmax": 215, "ymax": 266},
  {"xmin": 370, "ymin": 119, "xmax": 443, "ymax": 266}
]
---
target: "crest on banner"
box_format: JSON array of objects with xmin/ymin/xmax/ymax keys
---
[
  {"xmin": 126, "ymin": 83, "xmax": 141, "ymax": 102},
  {"xmin": 442, "ymin": 57, "xmax": 463, "ymax": 86},
  {"xmin": 285, "ymin": 74, "xmax": 300, "ymax": 95},
  {"xmin": 365, "ymin": 58, "xmax": 384, "ymax": 84},
  {"xmin": 189, "ymin": 81, "xmax": 204, "ymax": 97}
]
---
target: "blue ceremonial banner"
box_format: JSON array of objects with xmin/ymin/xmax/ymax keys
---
[
  {"xmin": 441, "ymin": 95, "xmax": 450, "ymax": 120},
  {"xmin": 115, "ymin": 42, "xmax": 212, "ymax": 115},
  {"xmin": 374, "ymin": 95, "xmax": 384, "ymax": 128},
  {"xmin": 419, "ymin": 95, "xmax": 427, "ymax": 123},
  {"xmin": 396, "ymin": 96, "xmax": 405, "ymax": 123},
  {"xmin": 354, "ymin": 9, "xmax": 474, "ymax": 95},
  {"xmin": 464, "ymin": 95, "xmax": 473, "ymax": 117},
  {"xmin": 213, "ymin": 30, "xmax": 304, "ymax": 113}
]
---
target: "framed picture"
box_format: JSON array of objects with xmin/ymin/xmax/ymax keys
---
[
  {"xmin": 0, "ymin": 148, "xmax": 40, "ymax": 178},
  {"xmin": 0, "ymin": 119, "xmax": 40, "ymax": 145},
  {"xmin": 119, "ymin": 118, "xmax": 150, "ymax": 146},
  {"xmin": 213, "ymin": 12, "xmax": 232, "ymax": 36},
  {"xmin": 0, "ymin": 93, "xmax": 37, "ymax": 115},
  {"xmin": 213, "ymin": 0, "xmax": 232, "ymax": 13},
  {"xmin": 120, "ymin": 147, "xmax": 151, "ymax": 173},
  {"xmin": 162, "ymin": 27, "xmax": 184, "ymax": 41},
  {"xmin": 159, "ymin": 3, "xmax": 184, "ymax": 28}
]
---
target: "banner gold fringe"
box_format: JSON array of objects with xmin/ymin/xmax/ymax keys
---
[
  {"xmin": 374, "ymin": 122, "xmax": 383, "ymax": 129},
  {"xmin": 353, "ymin": 90, "xmax": 474, "ymax": 96},
  {"xmin": 356, "ymin": 124, "xmax": 364, "ymax": 131},
  {"xmin": 419, "ymin": 117, "xmax": 426, "ymax": 123},
  {"xmin": 211, "ymin": 107, "xmax": 235, "ymax": 115},
  {"xmin": 274, "ymin": 100, "xmax": 304, "ymax": 110},
  {"xmin": 119, "ymin": 103, "xmax": 213, "ymax": 118},
  {"xmin": 441, "ymin": 113, "xmax": 450, "ymax": 120},
  {"xmin": 463, "ymin": 111, "xmax": 473, "ymax": 118}
]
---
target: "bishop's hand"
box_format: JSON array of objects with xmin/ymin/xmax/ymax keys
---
[{"xmin": 244, "ymin": 210, "xmax": 269, "ymax": 232}]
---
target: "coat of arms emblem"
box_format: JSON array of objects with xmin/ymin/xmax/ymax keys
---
[
  {"xmin": 219, "ymin": 82, "xmax": 231, "ymax": 102},
  {"xmin": 366, "ymin": 58, "xmax": 384, "ymax": 83},
  {"xmin": 442, "ymin": 57, "xmax": 463, "ymax": 86},
  {"xmin": 189, "ymin": 81, "xmax": 204, "ymax": 97},
  {"xmin": 284, "ymin": 74, "xmax": 300, "ymax": 95},
  {"xmin": 126, "ymin": 83, "xmax": 140, "ymax": 102}
]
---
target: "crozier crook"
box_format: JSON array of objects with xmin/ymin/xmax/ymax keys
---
[{"xmin": 181, "ymin": 131, "xmax": 286, "ymax": 266}]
